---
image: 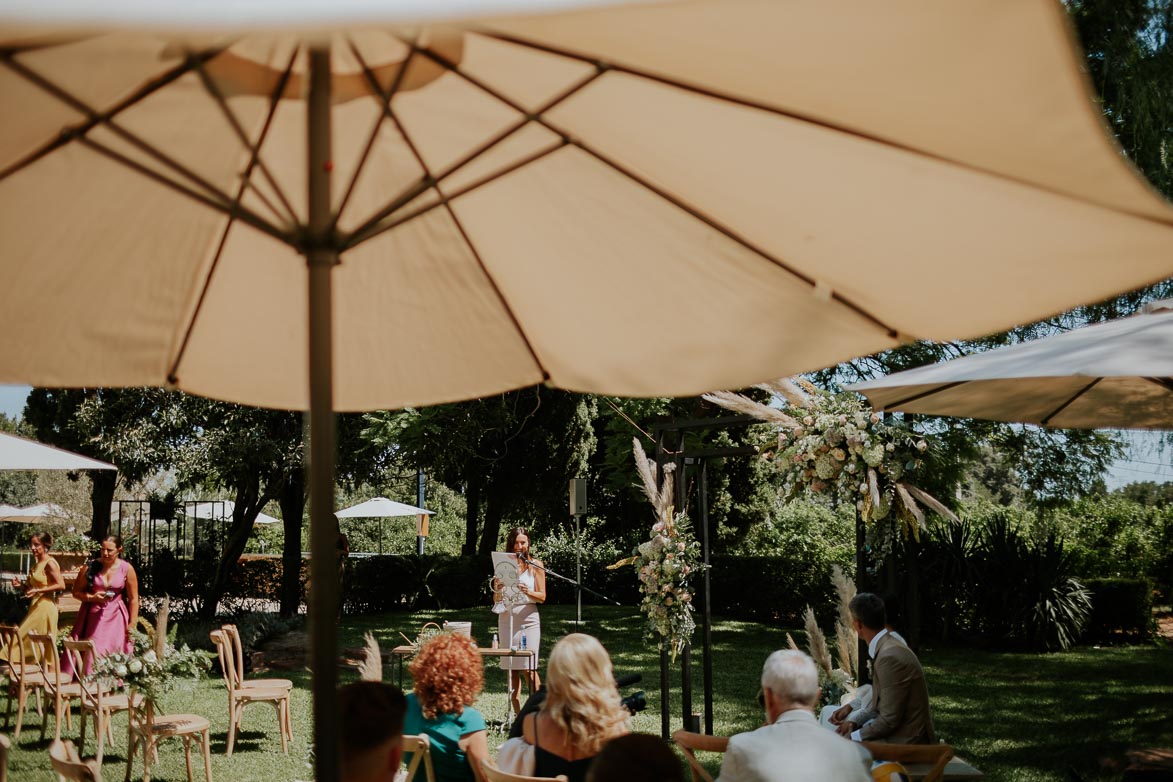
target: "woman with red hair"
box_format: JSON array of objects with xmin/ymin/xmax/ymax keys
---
[{"xmin": 405, "ymin": 633, "xmax": 490, "ymax": 782}]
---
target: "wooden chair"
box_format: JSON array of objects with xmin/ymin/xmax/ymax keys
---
[
  {"xmin": 48, "ymin": 738, "xmax": 102, "ymax": 782},
  {"xmin": 126, "ymin": 700, "xmax": 212, "ymax": 782},
  {"xmin": 0, "ymin": 625, "xmax": 45, "ymax": 740},
  {"xmin": 62, "ymin": 639, "xmax": 138, "ymax": 765},
  {"xmin": 209, "ymin": 629, "xmax": 290, "ymax": 755},
  {"xmin": 0, "ymin": 732, "xmax": 10, "ymax": 782},
  {"xmin": 219, "ymin": 625, "xmax": 293, "ymax": 693},
  {"xmin": 480, "ymin": 760, "xmax": 568, "ymax": 782},
  {"xmin": 861, "ymin": 742, "xmax": 954, "ymax": 782},
  {"xmin": 672, "ymin": 730, "xmax": 729, "ymax": 782},
  {"xmin": 402, "ymin": 734, "xmax": 436, "ymax": 782},
  {"xmin": 27, "ymin": 633, "xmax": 82, "ymax": 741}
]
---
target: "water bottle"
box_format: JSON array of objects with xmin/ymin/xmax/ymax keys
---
[
  {"xmin": 521, "ymin": 634, "xmax": 527, "ymax": 651},
  {"xmin": 491, "ymin": 633, "xmax": 499, "ymax": 650}
]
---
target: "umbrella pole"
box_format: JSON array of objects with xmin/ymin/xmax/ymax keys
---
[{"xmin": 306, "ymin": 45, "xmax": 340, "ymax": 782}]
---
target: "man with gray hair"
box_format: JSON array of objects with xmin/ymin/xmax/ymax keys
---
[{"xmin": 717, "ymin": 650, "xmax": 871, "ymax": 782}]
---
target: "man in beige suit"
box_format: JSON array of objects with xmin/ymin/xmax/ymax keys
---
[{"xmin": 831, "ymin": 592, "xmax": 935, "ymax": 745}]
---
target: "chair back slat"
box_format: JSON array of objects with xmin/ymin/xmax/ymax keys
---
[
  {"xmin": 48, "ymin": 738, "xmax": 102, "ymax": 782},
  {"xmin": 402, "ymin": 734, "xmax": 436, "ymax": 782},
  {"xmin": 209, "ymin": 630, "xmax": 238, "ymax": 693},
  {"xmin": 62, "ymin": 640, "xmax": 102, "ymax": 708},
  {"xmin": 0, "ymin": 627, "xmax": 21, "ymax": 667},
  {"xmin": 222, "ymin": 624, "xmax": 247, "ymax": 682},
  {"xmin": 27, "ymin": 633, "xmax": 61, "ymax": 693},
  {"xmin": 672, "ymin": 730, "xmax": 728, "ymax": 782}
]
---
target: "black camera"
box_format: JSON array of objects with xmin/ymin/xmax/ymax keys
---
[{"xmin": 620, "ymin": 690, "xmax": 647, "ymax": 715}]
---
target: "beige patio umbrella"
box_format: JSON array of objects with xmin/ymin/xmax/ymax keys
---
[
  {"xmin": 0, "ymin": 431, "xmax": 117, "ymax": 471},
  {"xmin": 3, "ymin": 1, "xmax": 1173, "ymax": 776},
  {"xmin": 847, "ymin": 300, "xmax": 1173, "ymax": 430}
]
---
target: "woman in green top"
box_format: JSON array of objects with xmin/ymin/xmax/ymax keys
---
[{"xmin": 404, "ymin": 633, "xmax": 490, "ymax": 782}]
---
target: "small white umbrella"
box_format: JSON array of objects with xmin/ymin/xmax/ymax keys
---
[
  {"xmin": 0, "ymin": 432, "xmax": 116, "ymax": 471},
  {"xmin": 847, "ymin": 301, "xmax": 1173, "ymax": 430},
  {"xmin": 0, "ymin": 502, "xmax": 69, "ymax": 522},
  {"xmin": 186, "ymin": 499, "xmax": 281, "ymax": 525},
  {"xmin": 335, "ymin": 497, "xmax": 433, "ymax": 554}
]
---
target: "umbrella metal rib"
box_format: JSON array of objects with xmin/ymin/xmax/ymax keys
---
[{"xmin": 404, "ymin": 36, "xmax": 903, "ymax": 340}]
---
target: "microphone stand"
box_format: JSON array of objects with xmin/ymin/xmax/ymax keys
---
[{"xmin": 520, "ymin": 555, "xmax": 621, "ymax": 631}]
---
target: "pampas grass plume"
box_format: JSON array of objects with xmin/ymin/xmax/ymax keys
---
[{"xmin": 358, "ymin": 632, "xmax": 383, "ymax": 682}]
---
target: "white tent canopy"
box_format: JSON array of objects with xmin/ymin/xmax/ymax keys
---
[
  {"xmin": 0, "ymin": 502, "xmax": 69, "ymax": 522},
  {"xmin": 185, "ymin": 500, "xmax": 281, "ymax": 525},
  {"xmin": 335, "ymin": 497, "xmax": 433, "ymax": 517},
  {"xmin": 0, "ymin": 432, "xmax": 116, "ymax": 471}
]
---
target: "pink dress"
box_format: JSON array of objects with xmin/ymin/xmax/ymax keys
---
[{"xmin": 62, "ymin": 559, "xmax": 132, "ymax": 676}]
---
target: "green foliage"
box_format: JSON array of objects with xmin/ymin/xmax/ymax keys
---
[
  {"xmin": 1050, "ymin": 495, "xmax": 1173, "ymax": 596},
  {"xmin": 1083, "ymin": 577, "xmax": 1154, "ymax": 640},
  {"xmin": 918, "ymin": 513, "xmax": 1093, "ymax": 651}
]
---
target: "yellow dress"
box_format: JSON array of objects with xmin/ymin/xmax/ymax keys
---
[{"xmin": 0, "ymin": 557, "xmax": 60, "ymax": 664}]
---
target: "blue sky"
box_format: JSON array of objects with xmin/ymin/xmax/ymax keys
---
[{"xmin": 1, "ymin": 384, "xmax": 1168, "ymax": 488}]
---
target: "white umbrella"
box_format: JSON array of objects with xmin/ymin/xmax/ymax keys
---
[
  {"xmin": 335, "ymin": 497, "xmax": 432, "ymax": 518},
  {"xmin": 0, "ymin": 432, "xmax": 116, "ymax": 471},
  {"xmin": 0, "ymin": 502, "xmax": 69, "ymax": 522},
  {"xmin": 186, "ymin": 499, "xmax": 282, "ymax": 525},
  {"xmin": 3, "ymin": 3, "xmax": 1173, "ymax": 777},
  {"xmin": 847, "ymin": 301, "xmax": 1173, "ymax": 430},
  {"xmin": 336, "ymin": 497, "xmax": 432, "ymax": 554}
]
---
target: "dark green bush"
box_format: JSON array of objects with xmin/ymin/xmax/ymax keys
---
[{"xmin": 1083, "ymin": 577, "xmax": 1153, "ymax": 640}]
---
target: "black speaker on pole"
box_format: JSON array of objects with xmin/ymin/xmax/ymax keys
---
[{"xmin": 569, "ymin": 478, "xmax": 587, "ymax": 516}]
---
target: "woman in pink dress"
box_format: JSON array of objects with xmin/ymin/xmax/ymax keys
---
[{"xmin": 62, "ymin": 535, "xmax": 140, "ymax": 676}]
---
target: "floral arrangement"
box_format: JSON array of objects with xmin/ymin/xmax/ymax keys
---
[
  {"xmin": 704, "ymin": 378, "xmax": 957, "ymax": 538},
  {"xmin": 610, "ymin": 439, "xmax": 706, "ymax": 660},
  {"xmin": 93, "ymin": 598, "xmax": 211, "ymax": 705}
]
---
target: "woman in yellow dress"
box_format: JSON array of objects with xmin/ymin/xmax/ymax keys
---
[{"xmin": 0, "ymin": 531, "xmax": 65, "ymax": 664}]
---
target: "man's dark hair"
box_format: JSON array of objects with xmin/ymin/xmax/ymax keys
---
[
  {"xmin": 338, "ymin": 681, "xmax": 406, "ymax": 756},
  {"xmin": 587, "ymin": 733, "xmax": 684, "ymax": 782},
  {"xmin": 849, "ymin": 592, "xmax": 887, "ymax": 632}
]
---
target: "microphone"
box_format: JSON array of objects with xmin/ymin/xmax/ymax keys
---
[{"xmin": 613, "ymin": 672, "xmax": 642, "ymax": 689}]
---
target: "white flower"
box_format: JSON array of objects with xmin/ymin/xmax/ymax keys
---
[
  {"xmin": 652, "ymin": 521, "xmax": 664, "ymax": 532},
  {"xmin": 128, "ymin": 658, "xmax": 143, "ymax": 674},
  {"xmin": 114, "ymin": 664, "xmax": 128, "ymax": 678},
  {"xmin": 916, "ymin": 440, "xmax": 927, "ymax": 451},
  {"xmin": 803, "ymin": 416, "xmax": 813, "ymax": 426}
]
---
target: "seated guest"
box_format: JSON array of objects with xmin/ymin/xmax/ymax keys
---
[
  {"xmin": 586, "ymin": 733, "xmax": 684, "ymax": 782},
  {"xmin": 830, "ymin": 593, "xmax": 935, "ymax": 745},
  {"xmin": 405, "ymin": 633, "xmax": 490, "ymax": 782},
  {"xmin": 338, "ymin": 681, "xmax": 406, "ymax": 782},
  {"xmin": 496, "ymin": 633, "xmax": 629, "ymax": 782},
  {"xmin": 717, "ymin": 650, "xmax": 871, "ymax": 782}
]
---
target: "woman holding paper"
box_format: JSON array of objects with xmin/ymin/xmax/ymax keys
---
[{"xmin": 493, "ymin": 526, "xmax": 546, "ymax": 715}]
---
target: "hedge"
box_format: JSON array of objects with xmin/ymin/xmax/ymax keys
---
[{"xmin": 1083, "ymin": 577, "xmax": 1153, "ymax": 640}]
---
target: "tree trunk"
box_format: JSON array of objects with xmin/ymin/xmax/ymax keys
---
[
  {"xmin": 478, "ymin": 484, "xmax": 505, "ymax": 555},
  {"xmin": 277, "ymin": 470, "xmax": 307, "ymax": 618},
  {"xmin": 198, "ymin": 483, "xmax": 270, "ymax": 619},
  {"xmin": 462, "ymin": 472, "xmax": 482, "ymax": 557},
  {"xmin": 88, "ymin": 469, "xmax": 116, "ymax": 541}
]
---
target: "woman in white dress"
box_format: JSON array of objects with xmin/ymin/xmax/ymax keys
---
[{"xmin": 493, "ymin": 526, "xmax": 546, "ymax": 715}]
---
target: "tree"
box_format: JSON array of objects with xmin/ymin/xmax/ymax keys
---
[
  {"xmin": 363, "ymin": 388, "xmax": 597, "ymax": 555},
  {"xmin": 24, "ymin": 388, "xmax": 178, "ymax": 540},
  {"xmin": 0, "ymin": 413, "xmax": 37, "ymax": 507}
]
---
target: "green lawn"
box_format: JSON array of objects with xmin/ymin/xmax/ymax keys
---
[{"xmin": 4, "ymin": 606, "xmax": 1170, "ymax": 780}]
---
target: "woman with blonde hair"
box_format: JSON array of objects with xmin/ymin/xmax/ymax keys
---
[
  {"xmin": 404, "ymin": 633, "xmax": 490, "ymax": 782},
  {"xmin": 496, "ymin": 634, "xmax": 628, "ymax": 782}
]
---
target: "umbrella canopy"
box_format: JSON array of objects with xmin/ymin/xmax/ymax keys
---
[
  {"xmin": 3, "ymin": 2, "xmax": 1173, "ymax": 777},
  {"xmin": 1, "ymin": 2, "xmax": 1172, "ymax": 408},
  {"xmin": 335, "ymin": 497, "xmax": 433, "ymax": 517},
  {"xmin": 185, "ymin": 499, "xmax": 282, "ymax": 525},
  {"xmin": 0, "ymin": 502, "xmax": 69, "ymax": 522},
  {"xmin": 847, "ymin": 301, "xmax": 1173, "ymax": 430},
  {"xmin": 0, "ymin": 432, "xmax": 117, "ymax": 471}
]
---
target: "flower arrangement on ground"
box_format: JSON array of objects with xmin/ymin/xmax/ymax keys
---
[
  {"xmin": 704, "ymin": 378, "xmax": 957, "ymax": 539},
  {"xmin": 610, "ymin": 439, "xmax": 706, "ymax": 659},
  {"xmin": 787, "ymin": 565, "xmax": 859, "ymax": 708},
  {"xmin": 93, "ymin": 597, "xmax": 211, "ymax": 706}
]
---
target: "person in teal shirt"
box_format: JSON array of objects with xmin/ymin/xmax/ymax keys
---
[{"xmin": 404, "ymin": 633, "xmax": 491, "ymax": 782}]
